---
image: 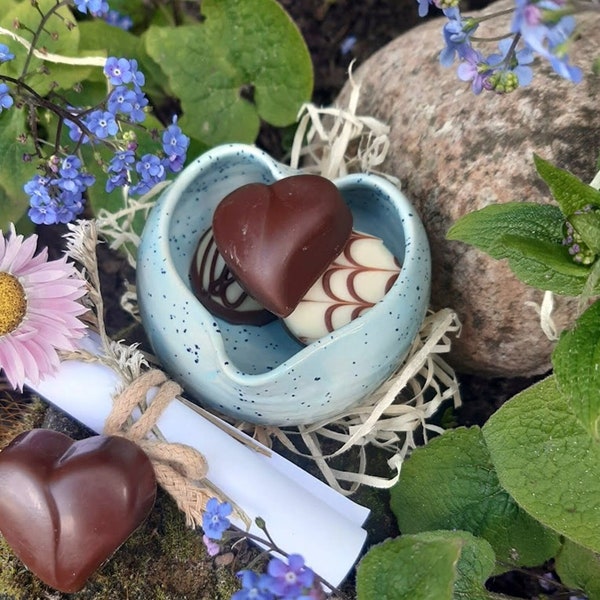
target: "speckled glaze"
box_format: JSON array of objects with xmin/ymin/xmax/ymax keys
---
[{"xmin": 136, "ymin": 144, "xmax": 431, "ymax": 425}]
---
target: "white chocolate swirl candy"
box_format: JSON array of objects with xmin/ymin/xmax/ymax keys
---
[{"xmin": 283, "ymin": 231, "xmax": 401, "ymax": 344}]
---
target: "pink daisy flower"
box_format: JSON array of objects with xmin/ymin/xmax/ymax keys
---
[{"xmin": 0, "ymin": 225, "xmax": 88, "ymax": 391}]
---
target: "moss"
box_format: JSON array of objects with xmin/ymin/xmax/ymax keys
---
[
  {"xmin": 0, "ymin": 394, "xmax": 46, "ymax": 450},
  {"xmin": 0, "ymin": 489, "xmax": 242, "ymax": 599}
]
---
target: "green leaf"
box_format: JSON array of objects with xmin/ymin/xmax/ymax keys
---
[
  {"xmin": 0, "ymin": 108, "xmax": 37, "ymax": 230},
  {"xmin": 553, "ymin": 300, "xmax": 600, "ymax": 440},
  {"xmin": 390, "ymin": 427, "xmax": 560, "ymax": 572},
  {"xmin": 356, "ymin": 530, "xmax": 495, "ymax": 600},
  {"xmin": 144, "ymin": 0, "xmax": 313, "ymax": 146},
  {"xmin": 555, "ymin": 539, "xmax": 600, "ymax": 600},
  {"xmin": 569, "ymin": 209, "xmax": 600, "ymax": 254},
  {"xmin": 77, "ymin": 20, "xmax": 169, "ymax": 100},
  {"xmin": 447, "ymin": 202, "xmax": 590, "ymax": 295},
  {"xmin": 447, "ymin": 202, "xmax": 565, "ymax": 257},
  {"xmin": 1, "ymin": 0, "xmax": 91, "ymax": 95},
  {"xmin": 483, "ymin": 376, "xmax": 600, "ymax": 554},
  {"xmin": 496, "ymin": 233, "xmax": 592, "ymax": 295},
  {"xmin": 534, "ymin": 154, "xmax": 600, "ymax": 215},
  {"xmin": 0, "ymin": 183, "xmax": 27, "ymax": 233}
]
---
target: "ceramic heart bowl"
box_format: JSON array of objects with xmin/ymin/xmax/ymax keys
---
[{"xmin": 136, "ymin": 144, "xmax": 431, "ymax": 425}]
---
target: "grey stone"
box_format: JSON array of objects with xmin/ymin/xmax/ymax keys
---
[{"xmin": 336, "ymin": 1, "xmax": 600, "ymax": 376}]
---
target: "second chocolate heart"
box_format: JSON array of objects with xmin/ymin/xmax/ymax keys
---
[
  {"xmin": 212, "ymin": 174, "xmax": 353, "ymax": 317},
  {"xmin": 0, "ymin": 429, "xmax": 157, "ymax": 593}
]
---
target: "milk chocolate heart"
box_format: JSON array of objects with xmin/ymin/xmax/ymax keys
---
[
  {"xmin": 212, "ymin": 174, "xmax": 353, "ymax": 317},
  {"xmin": 0, "ymin": 429, "xmax": 157, "ymax": 593}
]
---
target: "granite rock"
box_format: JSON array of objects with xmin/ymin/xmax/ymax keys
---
[{"xmin": 336, "ymin": 1, "xmax": 600, "ymax": 376}]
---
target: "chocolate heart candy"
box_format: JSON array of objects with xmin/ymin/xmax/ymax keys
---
[
  {"xmin": 212, "ymin": 174, "xmax": 353, "ymax": 317},
  {"xmin": 0, "ymin": 429, "xmax": 156, "ymax": 593}
]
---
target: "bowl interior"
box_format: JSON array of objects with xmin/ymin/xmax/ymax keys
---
[{"xmin": 159, "ymin": 152, "xmax": 410, "ymax": 377}]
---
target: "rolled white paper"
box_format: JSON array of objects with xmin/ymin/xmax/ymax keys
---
[{"xmin": 27, "ymin": 334, "xmax": 369, "ymax": 587}]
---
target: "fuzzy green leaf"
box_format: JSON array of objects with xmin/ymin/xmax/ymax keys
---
[
  {"xmin": 77, "ymin": 20, "xmax": 169, "ymax": 100},
  {"xmin": 568, "ymin": 210, "xmax": 600, "ymax": 254},
  {"xmin": 1, "ymin": 0, "xmax": 91, "ymax": 95},
  {"xmin": 144, "ymin": 0, "xmax": 313, "ymax": 146},
  {"xmin": 534, "ymin": 154, "xmax": 600, "ymax": 215},
  {"xmin": 0, "ymin": 183, "xmax": 26, "ymax": 233},
  {"xmin": 447, "ymin": 202, "xmax": 590, "ymax": 295},
  {"xmin": 356, "ymin": 530, "xmax": 495, "ymax": 600},
  {"xmin": 447, "ymin": 202, "xmax": 565, "ymax": 257},
  {"xmin": 553, "ymin": 300, "xmax": 600, "ymax": 440},
  {"xmin": 555, "ymin": 539, "xmax": 600, "ymax": 600},
  {"xmin": 390, "ymin": 426, "xmax": 560, "ymax": 572},
  {"xmin": 483, "ymin": 376, "xmax": 600, "ymax": 553},
  {"xmin": 0, "ymin": 108, "xmax": 37, "ymax": 230}
]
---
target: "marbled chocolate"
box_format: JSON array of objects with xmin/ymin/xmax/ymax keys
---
[
  {"xmin": 189, "ymin": 227, "xmax": 276, "ymax": 325},
  {"xmin": 212, "ymin": 174, "xmax": 353, "ymax": 317},
  {"xmin": 284, "ymin": 231, "xmax": 401, "ymax": 344}
]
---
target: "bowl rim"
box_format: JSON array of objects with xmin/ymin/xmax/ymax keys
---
[{"xmin": 141, "ymin": 143, "xmax": 430, "ymax": 386}]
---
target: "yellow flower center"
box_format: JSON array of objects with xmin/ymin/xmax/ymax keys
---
[{"xmin": 0, "ymin": 272, "xmax": 27, "ymax": 336}]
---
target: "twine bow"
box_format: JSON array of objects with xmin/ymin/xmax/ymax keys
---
[{"xmin": 104, "ymin": 369, "xmax": 214, "ymax": 528}]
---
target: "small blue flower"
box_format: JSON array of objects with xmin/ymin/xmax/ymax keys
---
[
  {"xmin": 107, "ymin": 85, "xmax": 138, "ymax": 116},
  {"xmin": 417, "ymin": 0, "xmax": 435, "ymax": 18},
  {"xmin": 162, "ymin": 116, "xmax": 190, "ymax": 159},
  {"xmin": 267, "ymin": 554, "xmax": 315, "ymax": 598},
  {"xmin": 104, "ymin": 57, "xmax": 133, "ymax": 85},
  {"xmin": 136, "ymin": 153, "xmax": 165, "ymax": 180},
  {"xmin": 28, "ymin": 199, "xmax": 58, "ymax": 225},
  {"xmin": 546, "ymin": 15, "xmax": 583, "ymax": 82},
  {"xmin": 0, "ymin": 44, "xmax": 15, "ymax": 63},
  {"xmin": 58, "ymin": 155, "xmax": 82, "ymax": 179},
  {"xmin": 64, "ymin": 114, "xmax": 89, "ymax": 144},
  {"xmin": 201, "ymin": 498, "xmax": 232, "ymax": 540},
  {"xmin": 104, "ymin": 57, "xmax": 145, "ymax": 88},
  {"xmin": 340, "ymin": 35, "xmax": 357, "ymax": 56},
  {"xmin": 0, "ymin": 83, "xmax": 13, "ymax": 112},
  {"xmin": 439, "ymin": 8, "xmax": 478, "ymax": 67},
  {"xmin": 128, "ymin": 89, "xmax": 148, "ymax": 123},
  {"xmin": 74, "ymin": 0, "xmax": 108, "ymax": 16},
  {"xmin": 487, "ymin": 38, "xmax": 534, "ymax": 91},
  {"xmin": 511, "ymin": 0, "xmax": 582, "ymax": 83},
  {"xmin": 456, "ymin": 47, "xmax": 494, "ymax": 94},
  {"xmin": 25, "ymin": 176, "xmax": 54, "ymax": 225},
  {"xmin": 103, "ymin": 9, "xmax": 133, "ymax": 30},
  {"xmin": 231, "ymin": 570, "xmax": 275, "ymax": 600},
  {"xmin": 548, "ymin": 53, "xmax": 582, "ymax": 83},
  {"xmin": 108, "ymin": 149, "xmax": 136, "ymax": 173},
  {"xmin": 85, "ymin": 109, "xmax": 119, "ymax": 138},
  {"xmin": 57, "ymin": 162, "xmax": 95, "ymax": 194},
  {"xmin": 105, "ymin": 149, "xmax": 135, "ymax": 193}
]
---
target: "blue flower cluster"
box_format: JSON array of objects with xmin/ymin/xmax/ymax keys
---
[
  {"xmin": 201, "ymin": 499, "xmax": 325, "ymax": 600},
  {"xmin": 0, "ymin": 44, "xmax": 14, "ymax": 113},
  {"xmin": 419, "ymin": 0, "xmax": 584, "ymax": 94},
  {"xmin": 27, "ymin": 155, "xmax": 95, "ymax": 224},
  {"xmin": 233, "ymin": 555, "xmax": 322, "ymax": 600},
  {"xmin": 103, "ymin": 8, "xmax": 133, "ymax": 30},
  {"xmin": 0, "ymin": 0, "xmax": 190, "ymax": 225},
  {"xmin": 64, "ymin": 56, "xmax": 189, "ymax": 199},
  {"xmin": 74, "ymin": 0, "xmax": 109, "ymax": 17},
  {"xmin": 19, "ymin": 49, "xmax": 189, "ymax": 223}
]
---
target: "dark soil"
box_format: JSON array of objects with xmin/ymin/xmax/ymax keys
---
[{"xmin": 3, "ymin": 1, "xmax": 560, "ymax": 598}]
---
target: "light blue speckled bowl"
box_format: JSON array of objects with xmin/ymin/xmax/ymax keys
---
[{"xmin": 136, "ymin": 144, "xmax": 431, "ymax": 425}]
